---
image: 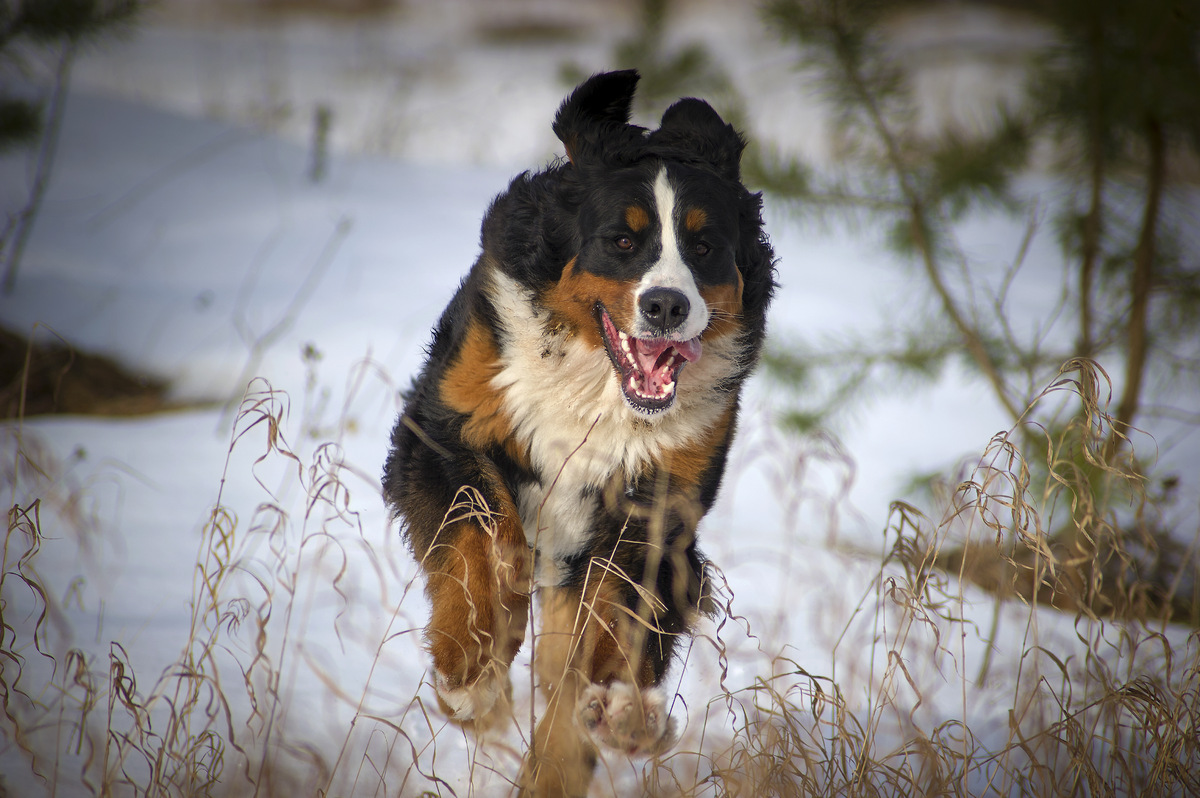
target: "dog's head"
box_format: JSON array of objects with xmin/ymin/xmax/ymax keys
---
[{"xmin": 538, "ymin": 70, "xmax": 774, "ymax": 418}]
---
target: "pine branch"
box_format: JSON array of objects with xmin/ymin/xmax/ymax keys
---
[
  {"xmin": 0, "ymin": 40, "xmax": 74, "ymax": 296},
  {"xmin": 1076, "ymin": 9, "xmax": 1107, "ymax": 360},
  {"xmin": 1105, "ymin": 115, "xmax": 1166, "ymax": 459},
  {"xmin": 825, "ymin": 14, "xmax": 1023, "ymax": 423}
]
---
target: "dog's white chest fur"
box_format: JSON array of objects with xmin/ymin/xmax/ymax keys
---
[
  {"xmin": 487, "ymin": 271, "xmax": 739, "ymax": 585},
  {"xmin": 490, "ymin": 272, "xmax": 649, "ymax": 583}
]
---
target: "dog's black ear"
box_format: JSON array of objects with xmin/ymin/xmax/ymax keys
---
[
  {"xmin": 553, "ymin": 70, "xmax": 644, "ymax": 165},
  {"xmin": 652, "ymin": 98, "xmax": 745, "ymax": 181}
]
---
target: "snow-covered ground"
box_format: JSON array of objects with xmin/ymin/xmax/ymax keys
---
[{"xmin": 2, "ymin": 2, "xmax": 1196, "ymax": 795}]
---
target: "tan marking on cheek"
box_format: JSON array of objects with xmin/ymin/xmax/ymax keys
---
[
  {"xmin": 625, "ymin": 205, "xmax": 650, "ymax": 232},
  {"xmin": 544, "ymin": 257, "xmax": 637, "ymax": 341},
  {"xmin": 699, "ymin": 268, "xmax": 744, "ymax": 339},
  {"xmin": 684, "ymin": 207, "xmax": 708, "ymax": 232}
]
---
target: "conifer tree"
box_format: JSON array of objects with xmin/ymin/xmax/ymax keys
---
[
  {"xmin": 562, "ymin": 0, "xmax": 737, "ymax": 119},
  {"xmin": 757, "ymin": 0, "xmax": 1200, "ymax": 622},
  {"xmin": 1, "ymin": 0, "xmax": 145, "ymax": 294}
]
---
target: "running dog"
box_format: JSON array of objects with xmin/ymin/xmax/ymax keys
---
[{"xmin": 383, "ymin": 69, "xmax": 775, "ymax": 795}]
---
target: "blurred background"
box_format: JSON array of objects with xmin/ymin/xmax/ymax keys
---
[
  {"xmin": 2, "ymin": 1, "xmax": 1198, "ymax": 795},
  {"xmin": 45, "ymin": 0, "xmax": 1041, "ymax": 167},
  {"xmin": 5, "ymin": 0, "xmax": 1196, "ymax": 576}
]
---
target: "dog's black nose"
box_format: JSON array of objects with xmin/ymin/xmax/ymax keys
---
[{"xmin": 639, "ymin": 287, "xmax": 690, "ymax": 334}]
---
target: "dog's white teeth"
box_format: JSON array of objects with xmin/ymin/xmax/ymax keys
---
[{"xmin": 663, "ymin": 380, "xmax": 674, "ymax": 394}]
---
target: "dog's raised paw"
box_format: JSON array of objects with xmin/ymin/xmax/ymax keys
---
[
  {"xmin": 576, "ymin": 681, "xmax": 676, "ymax": 756},
  {"xmin": 433, "ymin": 664, "xmax": 512, "ymax": 731}
]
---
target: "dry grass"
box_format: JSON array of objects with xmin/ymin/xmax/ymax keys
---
[
  {"xmin": 933, "ymin": 360, "xmax": 1200, "ymax": 629},
  {"xmin": 0, "ymin": 325, "xmax": 172, "ymax": 418},
  {"xmin": 2, "ymin": 357, "xmax": 1198, "ymax": 796}
]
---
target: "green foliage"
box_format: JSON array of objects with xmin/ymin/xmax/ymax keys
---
[
  {"xmin": 0, "ymin": 0, "xmax": 143, "ymax": 50},
  {"xmin": 925, "ymin": 114, "xmax": 1030, "ymax": 219},
  {"xmin": 741, "ymin": 148, "xmax": 813, "ymax": 202},
  {"xmin": 1, "ymin": 0, "xmax": 148, "ymax": 294},
  {"xmin": 612, "ymin": 0, "xmax": 726, "ymax": 106},
  {"xmin": 1, "ymin": 0, "xmax": 148, "ymax": 151},
  {"xmin": 762, "ymin": 0, "xmax": 907, "ymax": 158},
  {"xmin": 561, "ymin": 0, "xmax": 737, "ymax": 121},
  {"xmin": 758, "ymin": 0, "xmax": 1200, "ymax": 441},
  {"xmin": 0, "ymin": 95, "xmax": 39, "ymax": 151},
  {"xmin": 5, "ymin": 0, "xmax": 142, "ymax": 42},
  {"xmin": 1031, "ymin": 0, "xmax": 1200, "ymax": 164},
  {"xmin": 758, "ymin": 0, "xmax": 1200, "ymax": 624},
  {"xmin": 766, "ymin": 323, "xmax": 957, "ymax": 434}
]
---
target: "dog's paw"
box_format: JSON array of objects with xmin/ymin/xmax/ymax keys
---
[
  {"xmin": 577, "ymin": 681, "xmax": 676, "ymax": 756},
  {"xmin": 433, "ymin": 664, "xmax": 512, "ymax": 731}
]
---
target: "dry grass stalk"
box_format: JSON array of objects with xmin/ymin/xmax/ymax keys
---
[{"xmin": 2, "ymin": 360, "xmax": 1197, "ymax": 795}]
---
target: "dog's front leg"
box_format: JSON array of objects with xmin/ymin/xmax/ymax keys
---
[
  {"xmin": 519, "ymin": 574, "xmax": 680, "ymax": 797},
  {"xmin": 520, "ymin": 664, "xmax": 597, "ymax": 798},
  {"xmin": 519, "ymin": 586, "xmax": 600, "ymax": 798},
  {"xmin": 419, "ymin": 489, "xmax": 531, "ymax": 728}
]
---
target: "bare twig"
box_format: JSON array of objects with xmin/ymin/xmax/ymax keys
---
[
  {"xmin": 1, "ymin": 41, "xmax": 75, "ymax": 295},
  {"xmin": 828, "ymin": 20, "xmax": 1022, "ymax": 423},
  {"xmin": 1104, "ymin": 115, "xmax": 1165, "ymax": 459}
]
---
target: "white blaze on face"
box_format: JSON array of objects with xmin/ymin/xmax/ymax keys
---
[{"xmin": 634, "ymin": 167, "xmax": 709, "ymax": 341}]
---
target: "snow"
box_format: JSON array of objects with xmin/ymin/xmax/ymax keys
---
[{"xmin": 2, "ymin": 3, "xmax": 1196, "ymax": 796}]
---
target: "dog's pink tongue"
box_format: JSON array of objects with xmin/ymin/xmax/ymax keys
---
[
  {"xmin": 632, "ymin": 337, "xmax": 702, "ymax": 394},
  {"xmin": 672, "ymin": 338, "xmax": 702, "ymax": 363},
  {"xmin": 633, "ymin": 338, "xmax": 702, "ymax": 368}
]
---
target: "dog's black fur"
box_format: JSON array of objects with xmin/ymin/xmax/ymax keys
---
[{"xmin": 382, "ymin": 70, "xmax": 774, "ymax": 794}]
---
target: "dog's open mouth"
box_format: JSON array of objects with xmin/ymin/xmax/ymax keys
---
[{"xmin": 598, "ymin": 307, "xmax": 701, "ymax": 414}]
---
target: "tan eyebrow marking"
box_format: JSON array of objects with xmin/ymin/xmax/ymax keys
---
[
  {"xmin": 685, "ymin": 207, "xmax": 708, "ymax": 232},
  {"xmin": 625, "ymin": 205, "xmax": 650, "ymax": 232}
]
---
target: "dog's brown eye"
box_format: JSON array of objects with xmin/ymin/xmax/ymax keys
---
[
  {"xmin": 694, "ymin": 242, "xmax": 711, "ymax": 256},
  {"xmin": 615, "ymin": 236, "xmax": 634, "ymax": 251}
]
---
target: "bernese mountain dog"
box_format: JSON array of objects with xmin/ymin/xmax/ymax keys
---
[{"xmin": 383, "ymin": 69, "xmax": 775, "ymax": 795}]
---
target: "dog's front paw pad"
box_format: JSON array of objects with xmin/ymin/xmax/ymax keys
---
[{"xmin": 576, "ymin": 682, "xmax": 676, "ymax": 756}]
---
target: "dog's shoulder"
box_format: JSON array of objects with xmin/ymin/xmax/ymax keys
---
[{"xmin": 476, "ymin": 163, "xmax": 579, "ymax": 292}]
